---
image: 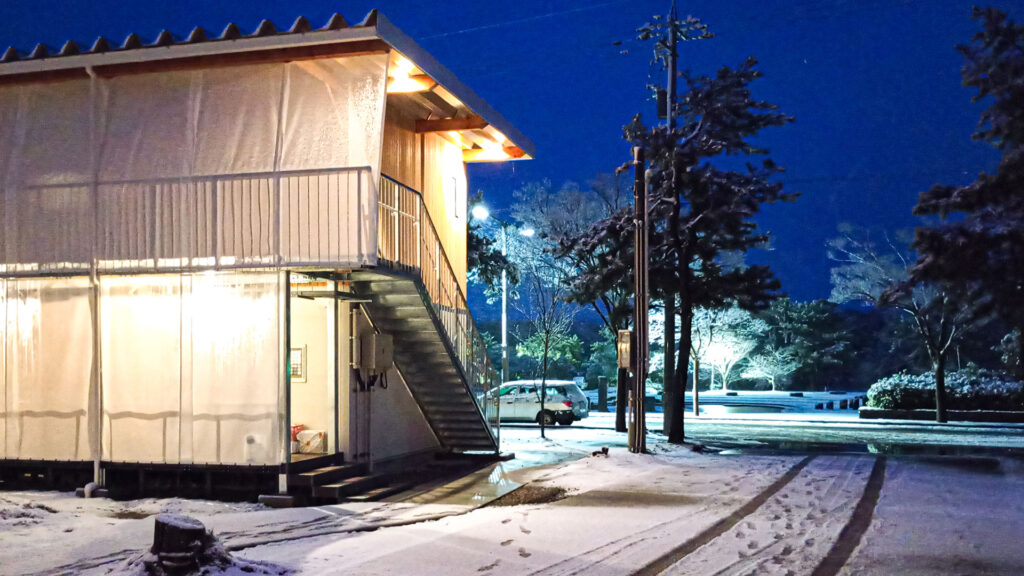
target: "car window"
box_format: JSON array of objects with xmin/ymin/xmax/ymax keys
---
[
  {"xmin": 521, "ymin": 386, "xmax": 535, "ymax": 396},
  {"xmin": 499, "ymin": 387, "xmax": 515, "ymax": 397},
  {"xmin": 543, "ymin": 386, "xmax": 565, "ymax": 397}
]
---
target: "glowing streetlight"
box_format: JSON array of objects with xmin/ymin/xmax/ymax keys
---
[{"xmin": 471, "ymin": 204, "xmax": 490, "ymax": 222}]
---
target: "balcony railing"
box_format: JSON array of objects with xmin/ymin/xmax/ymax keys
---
[
  {"xmin": 377, "ymin": 176, "xmax": 501, "ymax": 441},
  {"xmin": 5, "ymin": 167, "xmax": 376, "ymax": 275}
]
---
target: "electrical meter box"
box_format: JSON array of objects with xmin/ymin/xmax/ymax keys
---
[{"xmin": 359, "ymin": 332, "xmax": 394, "ymax": 375}]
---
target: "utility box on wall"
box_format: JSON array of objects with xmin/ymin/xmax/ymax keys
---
[{"xmin": 359, "ymin": 332, "xmax": 394, "ymax": 375}]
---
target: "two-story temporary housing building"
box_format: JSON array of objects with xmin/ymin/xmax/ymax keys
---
[{"xmin": 0, "ymin": 9, "xmax": 532, "ymax": 500}]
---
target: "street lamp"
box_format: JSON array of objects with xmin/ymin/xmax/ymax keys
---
[{"xmin": 472, "ymin": 204, "xmax": 531, "ymax": 384}]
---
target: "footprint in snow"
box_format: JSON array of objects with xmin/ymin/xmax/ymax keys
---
[
  {"xmin": 736, "ymin": 530, "xmax": 745, "ymax": 538},
  {"xmin": 501, "ymin": 519, "xmax": 511, "ymax": 524},
  {"xmin": 745, "ymin": 521, "xmax": 755, "ymax": 530},
  {"xmin": 518, "ymin": 548, "xmax": 532, "ymax": 558},
  {"xmin": 805, "ymin": 538, "xmax": 816, "ymax": 547},
  {"xmin": 780, "ymin": 544, "xmax": 794, "ymax": 556},
  {"xmin": 747, "ymin": 540, "xmax": 758, "ymax": 550},
  {"xmin": 501, "ymin": 539, "xmax": 514, "ymax": 547},
  {"xmin": 477, "ymin": 560, "xmax": 500, "ymax": 573},
  {"xmin": 520, "ymin": 526, "xmax": 532, "ymax": 535},
  {"xmin": 785, "ymin": 522, "xmax": 793, "ymax": 530}
]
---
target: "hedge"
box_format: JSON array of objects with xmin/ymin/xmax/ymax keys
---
[{"xmin": 866, "ymin": 368, "xmax": 1024, "ymax": 411}]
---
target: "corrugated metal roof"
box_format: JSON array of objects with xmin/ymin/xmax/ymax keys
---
[{"xmin": 0, "ymin": 13, "xmax": 361, "ymax": 64}]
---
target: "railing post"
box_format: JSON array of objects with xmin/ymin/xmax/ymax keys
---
[
  {"xmin": 415, "ymin": 200, "xmax": 422, "ymax": 272},
  {"xmin": 392, "ymin": 201, "xmax": 399, "ymax": 264}
]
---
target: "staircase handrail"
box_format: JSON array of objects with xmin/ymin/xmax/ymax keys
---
[{"xmin": 377, "ymin": 175, "xmax": 500, "ymax": 441}]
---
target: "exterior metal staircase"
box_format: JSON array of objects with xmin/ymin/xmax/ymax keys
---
[
  {"xmin": 346, "ymin": 270, "xmax": 498, "ymax": 453},
  {"xmin": 349, "ymin": 175, "xmax": 501, "ymax": 454}
]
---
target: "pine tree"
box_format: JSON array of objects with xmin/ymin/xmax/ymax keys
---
[{"xmin": 911, "ymin": 7, "xmax": 1024, "ymax": 378}]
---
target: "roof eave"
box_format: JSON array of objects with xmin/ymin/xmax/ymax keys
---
[
  {"xmin": 374, "ymin": 14, "xmax": 536, "ymax": 160},
  {"xmin": 0, "ymin": 12, "xmax": 535, "ymax": 160}
]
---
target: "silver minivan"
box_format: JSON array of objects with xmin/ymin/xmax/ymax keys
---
[{"xmin": 489, "ymin": 380, "xmax": 589, "ymax": 425}]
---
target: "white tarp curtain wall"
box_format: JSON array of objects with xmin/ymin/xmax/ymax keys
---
[
  {"xmin": 101, "ymin": 272, "xmax": 283, "ymax": 465},
  {"xmin": 0, "ymin": 277, "xmax": 93, "ymax": 461},
  {"xmin": 0, "ymin": 54, "xmax": 387, "ymax": 273},
  {"xmin": 0, "ymin": 272, "xmax": 284, "ymax": 465}
]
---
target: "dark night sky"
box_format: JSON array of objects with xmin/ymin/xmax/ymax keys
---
[{"xmin": 0, "ymin": 0, "xmax": 1008, "ymax": 301}]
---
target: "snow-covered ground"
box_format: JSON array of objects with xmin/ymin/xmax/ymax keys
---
[{"xmin": 4, "ymin": 422, "xmax": 1024, "ymax": 576}]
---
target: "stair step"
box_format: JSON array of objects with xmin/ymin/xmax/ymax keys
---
[
  {"xmin": 428, "ymin": 413, "xmax": 488, "ymax": 423},
  {"xmin": 437, "ymin": 429, "xmax": 492, "ymax": 440},
  {"xmin": 312, "ymin": 474, "xmax": 385, "ymax": 499},
  {"xmin": 431, "ymin": 420, "xmax": 487, "ymax": 430},
  {"xmin": 289, "ymin": 463, "xmax": 366, "ymax": 488},
  {"xmin": 375, "ymin": 309, "xmax": 433, "ymax": 320},
  {"xmin": 345, "ymin": 481, "xmax": 418, "ymax": 502},
  {"xmin": 285, "ymin": 452, "xmax": 344, "ymax": 474},
  {"xmin": 447, "ymin": 440, "xmax": 498, "ymax": 451},
  {"xmin": 372, "ymin": 294, "xmax": 426, "ymax": 306},
  {"xmin": 360, "ymin": 282, "xmax": 419, "ymax": 294},
  {"xmin": 401, "ymin": 369, "xmax": 458, "ymax": 379},
  {"xmin": 412, "ymin": 386, "xmax": 471, "ymax": 396}
]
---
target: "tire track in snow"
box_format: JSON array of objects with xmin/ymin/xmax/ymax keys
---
[
  {"xmin": 810, "ymin": 456, "xmax": 886, "ymax": 576},
  {"xmin": 523, "ymin": 458, "xmax": 803, "ymax": 576},
  {"xmin": 632, "ymin": 455, "xmax": 816, "ymax": 576},
  {"xmin": 654, "ymin": 455, "xmax": 876, "ymax": 576}
]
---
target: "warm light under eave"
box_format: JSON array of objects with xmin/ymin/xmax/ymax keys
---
[{"xmin": 386, "ymin": 76, "xmax": 434, "ymax": 94}]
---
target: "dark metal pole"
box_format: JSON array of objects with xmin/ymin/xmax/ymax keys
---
[
  {"xmin": 630, "ymin": 146, "xmax": 648, "ymax": 454},
  {"xmin": 667, "ymin": 0, "xmax": 679, "ymax": 131}
]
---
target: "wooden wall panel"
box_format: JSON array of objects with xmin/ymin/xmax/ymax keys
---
[{"xmin": 381, "ymin": 106, "xmax": 468, "ymax": 294}]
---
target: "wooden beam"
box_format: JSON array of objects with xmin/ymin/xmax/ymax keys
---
[
  {"xmin": 415, "ymin": 90, "xmax": 458, "ymax": 118},
  {"xmin": 414, "ymin": 115, "xmax": 488, "ymax": 133},
  {"xmin": 505, "ymin": 145, "xmax": 526, "ymax": 159},
  {"xmin": 463, "ymin": 145, "xmax": 528, "ymax": 163},
  {"xmin": 0, "ymin": 67, "xmax": 89, "ymax": 87}
]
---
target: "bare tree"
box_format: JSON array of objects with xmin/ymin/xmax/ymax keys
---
[
  {"xmin": 509, "ymin": 227, "xmax": 579, "ymax": 438},
  {"xmin": 828, "ymin": 226, "xmax": 985, "ymax": 422},
  {"xmin": 744, "ymin": 343, "xmax": 800, "ymax": 390}
]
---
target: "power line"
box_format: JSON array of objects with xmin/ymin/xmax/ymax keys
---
[{"xmin": 420, "ymin": 0, "xmax": 636, "ymax": 40}]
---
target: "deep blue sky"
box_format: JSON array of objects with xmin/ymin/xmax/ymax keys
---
[{"xmin": 0, "ymin": 0, "xmax": 1009, "ymax": 301}]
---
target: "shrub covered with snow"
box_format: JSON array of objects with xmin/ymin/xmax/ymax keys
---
[{"xmin": 867, "ymin": 369, "xmax": 1024, "ymax": 411}]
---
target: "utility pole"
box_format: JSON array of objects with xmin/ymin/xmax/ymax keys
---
[
  {"xmin": 500, "ymin": 226, "xmax": 509, "ymax": 384},
  {"xmin": 667, "ymin": 0, "xmax": 679, "ymax": 131},
  {"xmin": 629, "ymin": 145, "xmax": 648, "ymax": 454},
  {"xmin": 663, "ymin": 0, "xmax": 684, "ymax": 441}
]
